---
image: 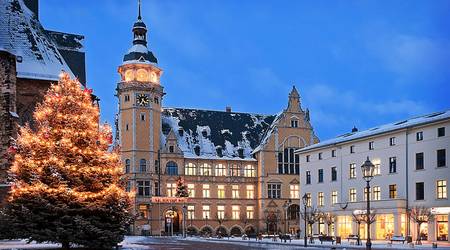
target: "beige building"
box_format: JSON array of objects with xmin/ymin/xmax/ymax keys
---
[
  {"xmin": 297, "ymin": 110, "xmax": 450, "ymax": 243},
  {"xmin": 116, "ymin": 8, "xmax": 318, "ymax": 236}
]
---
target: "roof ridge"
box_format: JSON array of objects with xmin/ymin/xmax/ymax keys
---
[{"xmin": 162, "ymin": 106, "xmax": 275, "ymax": 117}]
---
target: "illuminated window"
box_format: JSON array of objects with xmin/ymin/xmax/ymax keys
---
[
  {"xmin": 232, "ymin": 205, "xmax": 240, "ymax": 220},
  {"xmin": 136, "ymin": 68, "xmax": 149, "ymax": 82},
  {"xmin": 306, "ymin": 193, "xmax": 312, "ymax": 207},
  {"xmin": 349, "ymin": 163, "xmax": 356, "ymax": 179},
  {"xmin": 137, "ymin": 180, "xmax": 150, "ymax": 197},
  {"xmin": 217, "ymin": 205, "xmax": 225, "ymax": 219},
  {"xmin": 199, "ymin": 163, "xmax": 212, "ymax": 176},
  {"xmin": 373, "ymin": 186, "xmax": 381, "ymax": 200},
  {"xmin": 290, "ymin": 184, "xmax": 299, "ymax": 199},
  {"xmin": 246, "ymin": 185, "xmax": 254, "ymax": 199},
  {"xmin": 318, "ymin": 192, "xmax": 324, "ymax": 206},
  {"xmin": 188, "ymin": 183, "xmax": 195, "ymax": 197},
  {"xmin": 349, "ymin": 188, "xmax": 357, "ymax": 202},
  {"xmin": 124, "ymin": 69, "xmax": 134, "ymax": 81},
  {"xmin": 244, "ymin": 165, "xmax": 256, "ymax": 177},
  {"xmin": 166, "ymin": 183, "xmax": 176, "ymax": 197},
  {"xmin": 217, "ymin": 185, "xmax": 225, "ymax": 199},
  {"xmin": 215, "ymin": 164, "xmax": 226, "ymax": 176},
  {"xmin": 187, "ymin": 205, "xmax": 195, "ymax": 219},
  {"xmin": 364, "ymin": 187, "xmax": 371, "ymax": 200},
  {"xmin": 230, "ymin": 164, "xmax": 240, "ymax": 176},
  {"xmin": 246, "ymin": 206, "xmax": 254, "ymax": 219},
  {"xmin": 232, "ymin": 185, "xmax": 240, "ymax": 198},
  {"xmin": 331, "ymin": 191, "xmax": 338, "ymax": 204},
  {"xmin": 185, "ymin": 163, "xmax": 196, "ymax": 175},
  {"xmin": 389, "ymin": 184, "xmax": 397, "ymax": 199},
  {"xmin": 203, "ymin": 184, "xmax": 210, "ymax": 198},
  {"xmin": 437, "ymin": 180, "xmax": 447, "ymax": 199},
  {"xmin": 139, "ymin": 204, "xmax": 148, "ymax": 219},
  {"xmin": 202, "ymin": 205, "xmax": 210, "ymax": 219}
]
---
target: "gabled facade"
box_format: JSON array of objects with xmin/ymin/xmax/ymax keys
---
[{"xmin": 116, "ymin": 3, "xmax": 318, "ymax": 236}]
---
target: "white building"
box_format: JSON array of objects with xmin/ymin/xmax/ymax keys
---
[{"xmin": 296, "ymin": 110, "xmax": 450, "ymax": 243}]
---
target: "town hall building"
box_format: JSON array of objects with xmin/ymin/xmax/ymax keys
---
[{"xmin": 116, "ymin": 4, "xmax": 318, "ymax": 236}]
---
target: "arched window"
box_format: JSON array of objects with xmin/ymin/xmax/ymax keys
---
[
  {"xmin": 199, "ymin": 163, "xmax": 211, "ymax": 176},
  {"xmin": 288, "ymin": 204, "xmax": 300, "ymax": 220},
  {"xmin": 215, "ymin": 164, "xmax": 226, "ymax": 176},
  {"xmin": 278, "ymin": 147, "xmax": 300, "ymax": 174},
  {"xmin": 230, "ymin": 164, "xmax": 240, "ymax": 176},
  {"xmin": 139, "ymin": 159, "xmax": 147, "ymax": 173},
  {"xmin": 166, "ymin": 161, "xmax": 178, "ymax": 175},
  {"xmin": 185, "ymin": 163, "xmax": 196, "ymax": 176},
  {"xmin": 244, "ymin": 164, "xmax": 256, "ymax": 177},
  {"xmin": 125, "ymin": 159, "xmax": 130, "ymax": 173}
]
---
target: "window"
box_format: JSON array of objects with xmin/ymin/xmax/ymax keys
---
[
  {"xmin": 169, "ymin": 145, "xmax": 174, "ymax": 153},
  {"xmin": 247, "ymin": 185, "xmax": 254, "ymax": 199},
  {"xmin": 318, "ymin": 169, "xmax": 324, "ymax": 183},
  {"xmin": 217, "ymin": 205, "xmax": 225, "ymax": 219},
  {"xmin": 199, "ymin": 163, "xmax": 211, "ymax": 176},
  {"xmin": 232, "ymin": 185, "xmax": 240, "ymax": 198},
  {"xmin": 154, "ymin": 97, "xmax": 159, "ymax": 104},
  {"xmin": 318, "ymin": 192, "xmax": 324, "ymax": 206},
  {"xmin": 416, "ymin": 131, "xmax": 423, "ymax": 141},
  {"xmin": 416, "ymin": 153, "xmax": 424, "ymax": 170},
  {"xmin": 389, "ymin": 137, "xmax": 396, "ymax": 146},
  {"xmin": 278, "ymin": 148, "xmax": 299, "ymax": 174},
  {"xmin": 306, "ymin": 193, "xmax": 312, "ymax": 207},
  {"xmin": 350, "ymin": 145, "xmax": 355, "ymax": 154},
  {"xmin": 389, "ymin": 184, "xmax": 397, "ymax": 199},
  {"xmin": 332, "ymin": 149, "xmax": 336, "ymax": 157},
  {"xmin": 306, "ymin": 155, "xmax": 310, "ymax": 162},
  {"xmin": 244, "ymin": 165, "xmax": 256, "ymax": 177},
  {"xmin": 124, "ymin": 94, "xmax": 130, "ymax": 102},
  {"xmin": 373, "ymin": 163, "xmax": 381, "ymax": 175},
  {"xmin": 438, "ymin": 127, "xmax": 445, "ymax": 137},
  {"xmin": 364, "ymin": 187, "xmax": 371, "ymax": 201},
  {"xmin": 369, "ymin": 141, "xmax": 374, "ymax": 150},
  {"xmin": 126, "ymin": 124, "xmax": 129, "ymax": 131},
  {"xmin": 230, "ymin": 164, "xmax": 240, "ymax": 176},
  {"xmin": 187, "ymin": 205, "xmax": 195, "ymax": 219},
  {"xmin": 166, "ymin": 183, "xmax": 176, "ymax": 197},
  {"xmin": 246, "ymin": 206, "xmax": 254, "ymax": 219},
  {"xmin": 349, "ymin": 188, "xmax": 357, "ymax": 202},
  {"xmin": 331, "ymin": 191, "xmax": 338, "ymax": 204},
  {"xmin": 154, "ymin": 182, "xmax": 159, "ymax": 196},
  {"xmin": 166, "ymin": 161, "xmax": 178, "ymax": 175},
  {"xmin": 125, "ymin": 159, "xmax": 130, "ymax": 173},
  {"xmin": 217, "ymin": 185, "xmax": 225, "ymax": 199},
  {"xmin": 331, "ymin": 167, "xmax": 337, "ymax": 181},
  {"xmin": 139, "ymin": 159, "xmax": 146, "ymax": 173},
  {"xmin": 437, "ymin": 180, "xmax": 447, "ymax": 199},
  {"xmin": 318, "ymin": 152, "xmax": 323, "ymax": 160},
  {"xmin": 185, "ymin": 163, "xmax": 196, "ymax": 175},
  {"xmin": 232, "ymin": 205, "xmax": 240, "ymax": 220},
  {"xmin": 268, "ymin": 183, "xmax": 281, "ymax": 199},
  {"xmin": 349, "ymin": 163, "xmax": 356, "ymax": 179},
  {"xmin": 139, "ymin": 204, "xmax": 148, "ymax": 219},
  {"xmin": 188, "ymin": 183, "xmax": 195, "ymax": 197},
  {"xmin": 291, "ymin": 120, "xmax": 298, "ymax": 128},
  {"xmin": 126, "ymin": 181, "xmax": 131, "ymax": 192},
  {"xmin": 373, "ymin": 186, "xmax": 381, "ymax": 200},
  {"xmin": 202, "ymin": 184, "xmax": 210, "ymax": 198},
  {"xmin": 290, "ymin": 184, "xmax": 299, "ymax": 199},
  {"xmin": 416, "ymin": 182, "xmax": 424, "ymax": 200},
  {"xmin": 306, "ymin": 171, "xmax": 311, "ymax": 184},
  {"xmin": 215, "ymin": 164, "xmax": 226, "ymax": 176},
  {"xmin": 389, "ymin": 157, "xmax": 397, "ymax": 173},
  {"xmin": 202, "ymin": 205, "xmax": 210, "ymax": 219},
  {"xmin": 137, "ymin": 181, "xmax": 151, "ymax": 197},
  {"xmin": 140, "ymin": 113, "xmax": 145, "ymax": 121},
  {"xmin": 437, "ymin": 149, "xmax": 446, "ymax": 167}
]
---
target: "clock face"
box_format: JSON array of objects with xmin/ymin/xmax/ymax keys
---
[
  {"xmin": 136, "ymin": 93, "xmax": 150, "ymax": 106},
  {"xmin": 136, "ymin": 69, "xmax": 149, "ymax": 82}
]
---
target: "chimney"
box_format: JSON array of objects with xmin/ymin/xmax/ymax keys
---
[
  {"xmin": 226, "ymin": 106, "xmax": 231, "ymax": 113},
  {"xmin": 352, "ymin": 126, "xmax": 358, "ymax": 133},
  {"xmin": 24, "ymin": 0, "xmax": 39, "ymax": 20}
]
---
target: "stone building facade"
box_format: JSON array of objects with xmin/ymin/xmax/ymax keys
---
[{"xmin": 116, "ymin": 6, "xmax": 319, "ymax": 236}]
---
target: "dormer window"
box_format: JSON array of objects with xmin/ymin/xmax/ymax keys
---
[
  {"xmin": 216, "ymin": 146, "xmax": 223, "ymax": 157},
  {"xmin": 194, "ymin": 145, "xmax": 200, "ymax": 156},
  {"xmin": 169, "ymin": 145, "xmax": 174, "ymax": 153},
  {"xmin": 178, "ymin": 128, "xmax": 184, "ymax": 136},
  {"xmin": 291, "ymin": 119, "xmax": 298, "ymax": 128},
  {"xmin": 238, "ymin": 148, "xmax": 244, "ymax": 159}
]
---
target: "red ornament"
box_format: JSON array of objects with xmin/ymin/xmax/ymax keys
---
[
  {"xmin": 7, "ymin": 146, "xmax": 17, "ymax": 155},
  {"xmin": 83, "ymin": 88, "xmax": 93, "ymax": 94}
]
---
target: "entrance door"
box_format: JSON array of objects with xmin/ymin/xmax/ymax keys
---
[{"xmin": 165, "ymin": 209, "xmax": 180, "ymax": 235}]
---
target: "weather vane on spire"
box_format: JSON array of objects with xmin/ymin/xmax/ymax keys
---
[{"xmin": 138, "ymin": 0, "xmax": 142, "ymax": 20}]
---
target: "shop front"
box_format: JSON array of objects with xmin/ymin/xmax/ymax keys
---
[
  {"xmin": 375, "ymin": 214, "xmax": 394, "ymax": 240},
  {"xmin": 336, "ymin": 215, "xmax": 352, "ymax": 238},
  {"xmin": 431, "ymin": 207, "xmax": 450, "ymax": 242}
]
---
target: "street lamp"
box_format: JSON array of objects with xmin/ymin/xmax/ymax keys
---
[
  {"xmin": 361, "ymin": 156, "xmax": 375, "ymax": 250},
  {"xmin": 302, "ymin": 193, "xmax": 308, "ymax": 248}
]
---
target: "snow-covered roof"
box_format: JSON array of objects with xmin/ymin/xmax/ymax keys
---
[
  {"xmin": 298, "ymin": 109, "xmax": 450, "ymax": 153},
  {"xmin": 162, "ymin": 107, "xmax": 276, "ymax": 160},
  {"xmin": 0, "ymin": 0, "xmax": 83, "ymax": 82}
]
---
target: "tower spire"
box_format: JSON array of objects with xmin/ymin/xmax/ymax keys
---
[{"xmin": 138, "ymin": 0, "xmax": 142, "ymax": 20}]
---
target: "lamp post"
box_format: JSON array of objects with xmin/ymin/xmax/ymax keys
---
[
  {"xmin": 361, "ymin": 157, "xmax": 375, "ymax": 250},
  {"xmin": 302, "ymin": 193, "xmax": 308, "ymax": 248}
]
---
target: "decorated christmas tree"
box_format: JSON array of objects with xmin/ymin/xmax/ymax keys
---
[
  {"xmin": 175, "ymin": 176, "xmax": 189, "ymax": 197},
  {"xmin": 1, "ymin": 73, "xmax": 133, "ymax": 249}
]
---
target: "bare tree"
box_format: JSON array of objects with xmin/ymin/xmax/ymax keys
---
[
  {"xmin": 301, "ymin": 207, "xmax": 320, "ymax": 236},
  {"xmin": 321, "ymin": 212, "xmax": 336, "ymax": 236},
  {"xmin": 410, "ymin": 206, "xmax": 434, "ymax": 244}
]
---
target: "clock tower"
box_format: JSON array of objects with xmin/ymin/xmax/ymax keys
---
[{"xmin": 116, "ymin": 0, "xmax": 163, "ymax": 232}]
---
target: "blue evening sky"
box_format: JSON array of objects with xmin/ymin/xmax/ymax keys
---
[{"xmin": 40, "ymin": 0, "xmax": 450, "ymax": 140}]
